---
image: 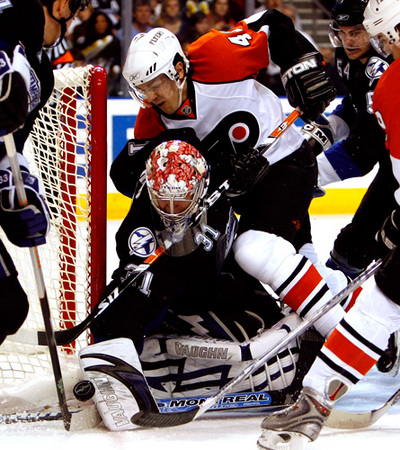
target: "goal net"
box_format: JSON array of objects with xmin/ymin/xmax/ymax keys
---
[{"xmin": 0, "ymin": 65, "xmax": 108, "ymax": 390}]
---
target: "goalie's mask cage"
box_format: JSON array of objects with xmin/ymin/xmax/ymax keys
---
[
  {"xmin": 0, "ymin": 65, "xmax": 107, "ymax": 385},
  {"xmin": 363, "ymin": 0, "xmax": 400, "ymax": 57},
  {"xmin": 146, "ymin": 140, "xmax": 210, "ymax": 255},
  {"xmin": 329, "ymin": 0, "xmax": 370, "ymax": 49},
  {"xmin": 122, "ymin": 27, "xmax": 189, "ymax": 108}
]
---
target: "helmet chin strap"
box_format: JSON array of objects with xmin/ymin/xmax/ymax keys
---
[
  {"xmin": 177, "ymin": 76, "xmax": 187, "ymax": 108},
  {"xmin": 44, "ymin": 17, "xmax": 68, "ymax": 48}
]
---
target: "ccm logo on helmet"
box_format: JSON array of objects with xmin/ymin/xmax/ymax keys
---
[{"xmin": 282, "ymin": 58, "xmax": 318, "ymax": 85}]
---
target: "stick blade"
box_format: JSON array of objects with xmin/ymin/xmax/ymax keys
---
[
  {"xmin": 327, "ymin": 409, "xmax": 373, "ymax": 429},
  {"xmin": 131, "ymin": 407, "xmax": 199, "ymax": 428}
]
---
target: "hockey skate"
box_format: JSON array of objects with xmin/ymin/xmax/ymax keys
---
[{"xmin": 257, "ymin": 386, "xmax": 333, "ymax": 450}]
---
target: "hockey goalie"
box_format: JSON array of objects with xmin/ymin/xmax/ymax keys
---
[{"xmin": 76, "ymin": 137, "xmax": 329, "ymax": 431}]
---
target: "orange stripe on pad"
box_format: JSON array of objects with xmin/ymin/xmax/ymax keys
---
[
  {"xmin": 283, "ymin": 264, "xmax": 322, "ymax": 311},
  {"xmin": 325, "ymin": 328, "xmax": 377, "ymax": 376}
]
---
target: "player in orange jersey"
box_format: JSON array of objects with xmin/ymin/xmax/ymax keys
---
[
  {"xmin": 258, "ymin": 1, "xmax": 400, "ymax": 448},
  {"xmin": 112, "ymin": 10, "xmax": 351, "ymax": 349}
]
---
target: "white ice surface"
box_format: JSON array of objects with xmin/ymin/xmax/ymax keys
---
[{"xmin": 1, "ymin": 215, "xmax": 399, "ymax": 450}]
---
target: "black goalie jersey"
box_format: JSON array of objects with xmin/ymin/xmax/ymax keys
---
[{"xmin": 90, "ymin": 180, "xmax": 248, "ymax": 346}]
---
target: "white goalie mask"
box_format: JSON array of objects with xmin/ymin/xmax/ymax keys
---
[
  {"xmin": 122, "ymin": 28, "xmax": 189, "ymax": 107},
  {"xmin": 146, "ymin": 140, "xmax": 210, "ymax": 254},
  {"xmin": 363, "ymin": 0, "xmax": 400, "ymax": 57}
]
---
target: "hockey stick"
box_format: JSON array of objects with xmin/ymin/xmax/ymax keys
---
[
  {"xmin": 3, "ymin": 134, "xmax": 71, "ymax": 431},
  {"xmin": 130, "ymin": 259, "xmax": 382, "ymax": 427},
  {"xmin": 0, "ymin": 402, "xmax": 101, "ymax": 431},
  {"xmin": 257, "ymin": 108, "xmax": 301, "ymax": 156},
  {"xmin": 8, "ymin": 109, "xmax": 301, "ymax": 347},
  {"xmin": 327, "ymin": 387, "xmax": 400, "ymax": 429}
]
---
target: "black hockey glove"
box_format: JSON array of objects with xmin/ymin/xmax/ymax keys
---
[
  {"xmin": 0, "ymin": 45, "xmax": 41, "ymax": 137},
  {"xmin": 376, "ymin": 209, "xmax": 400, "ymax": 258},
  {"xmin": 226, "ymin": 147, "xmax": 270, "ymax": 198},
  {"xmin": 0, "ymin": 169, "xmax": 50, "ymax": 247},
  {"xmin": 281, "ymin": 52, "xmax": 336, "ymax": 123},
  {"xmin": 301, "ymin": 114, "xmax": 334, "ymax": 156}
]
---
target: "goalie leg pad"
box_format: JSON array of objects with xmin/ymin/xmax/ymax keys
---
[
  {"xmin": 140, "ymin": 313, "xmax": 302, "ymax": 398},
  {"xmin": 78, "ymin": 338, "xmax": 158, "ymax": 431}
]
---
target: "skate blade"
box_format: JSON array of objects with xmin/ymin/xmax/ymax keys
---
[{"xmin": 257, "ymin": 430, "xmax": 309, "ymax": 450}]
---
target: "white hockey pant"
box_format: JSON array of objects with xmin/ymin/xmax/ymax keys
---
[{"xmin": 233, "ymin": 230, "xmax": 345, "ymax": 338}]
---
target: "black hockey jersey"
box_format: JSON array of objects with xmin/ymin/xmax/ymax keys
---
[
  {"xmin": 0, "ymin": 0, "xmax": 54, "ymax": 158},
  {"xmin": 332, "ymin": 46, "xmax": 392, "ymax": 174},
  {"xmin": 91, "ymin": 178, "xmax": 246, "ymax": 345}
]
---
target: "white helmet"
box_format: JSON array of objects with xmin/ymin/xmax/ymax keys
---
[
  {"xmin": 363, "ymin": 0, "xmax": 400, "ymax": 56},
  {"xmin": 122, "ymin": 28, "xmax": 189, "ymax": 106},
  {"xmin": 146, "ymin": 140, "xmax": 209, "ymax": 244}
]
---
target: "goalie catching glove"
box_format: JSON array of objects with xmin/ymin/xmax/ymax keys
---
[
  {"xmin": 0, "ymin": 45, "xmax": 41, "ymax": 137},
  {"xmin": 226, "ymin": 147, "xmax": 270, "ymax": 198},
  {"xmin": 0, "ymin": 168, "xmax": 50, "ymax": 247},
  {"xmin": 282, "ymin": 52, "xmax": 336, "ymax": 123}
]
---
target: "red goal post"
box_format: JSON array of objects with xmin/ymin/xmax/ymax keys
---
[{"xmin": 0, "ymin": 65, "xmax": 107, "ymax": 383}]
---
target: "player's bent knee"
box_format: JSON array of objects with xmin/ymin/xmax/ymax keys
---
[{"xmin": 233, "ymin": 230, "xmax": 297, "ymax": 283}]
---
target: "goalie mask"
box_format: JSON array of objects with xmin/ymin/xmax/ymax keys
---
[
  {"xmin": 329, "ymin": 0, "xmax": 370, "ymax": 51},
  {"xmin": 122, "ymin": 28, "xmax": 189, "ymax": 108},
  {"xmin": 146, "ymin": 140, "xmax": 210, "ymax": 255},
  {"xmin": 363, "ymin": 0, "xmax": 400, "ymax": 57}
]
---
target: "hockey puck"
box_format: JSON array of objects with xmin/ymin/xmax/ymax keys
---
[{"xmin": 73, "ymin": 380, "xmax": 96, "ymax": 401}]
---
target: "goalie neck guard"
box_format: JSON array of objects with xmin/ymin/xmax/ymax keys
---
[{"xmin": 146, "ymin": 140, "xmax": 210, "ymax": 255}]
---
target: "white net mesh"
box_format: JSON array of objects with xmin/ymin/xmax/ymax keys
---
[{"xmin": 0, "ymin": 66, "xmax": 107, "ymax": 384}]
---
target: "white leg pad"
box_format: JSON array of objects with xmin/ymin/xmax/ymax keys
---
[{"xmin": 79, "ymin": 338, "xmax": 158, "ymax": 431}]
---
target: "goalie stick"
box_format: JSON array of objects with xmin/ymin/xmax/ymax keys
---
[
  {"xmin": 3, "ymin": 386, "xmax": 397, "ymax": 429},
  {"xmin": 0, "ymin": 390, "xmax": 284, "ymax": 426},
  {"xmin": 8, "ymin": 109, "xmax": 301, "ymax": 347},
  {"xmin": 3, "ymin": 134, "xmax": 71, "ymax": 431},
  {"xmin": 327, "ymin": 386, "xmax": 400, "ymax": 429},
  {"xmin": 130, "ymin": 259, "xmax": 382, "ymax": 428}
]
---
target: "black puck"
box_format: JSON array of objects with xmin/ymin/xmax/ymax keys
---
[{"xmin": 73, "ymin": 380, "xmax": 96, "ymax": 401}]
